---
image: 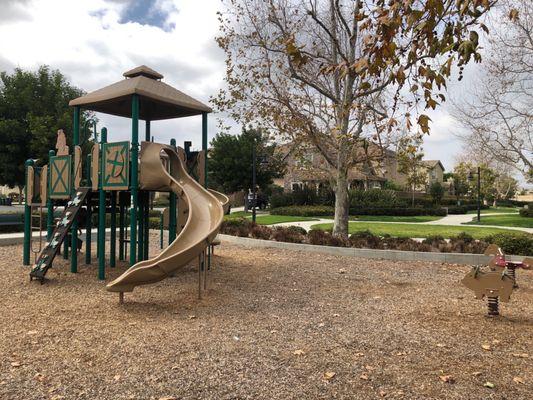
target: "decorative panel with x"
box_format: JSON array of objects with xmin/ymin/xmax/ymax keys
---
[
  {"xmin": 49, "ymin": 155, "xmax": 71, "ymax": 199},
  {"xmin": 102, "ymin": 141, "xmax": 130, "ymax": 191}
]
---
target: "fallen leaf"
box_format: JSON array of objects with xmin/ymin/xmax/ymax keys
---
[
  {"xmin": 339, "ymin": 268, "xmax": 346, "ymax": 274},
  {"xmin": 439, "ymin": 375, "xmax": 455, "ymax": 384},
  {"xmin": 481, "ymin": 344, "xmax": 491, "ymax": 351},
  {"xmin": 113, "ymin": 374, "xmax": 121, "ymax": 381},
  {"xmin": 333, "ymin": 313, "xmax": 340, "ymax": 317},
  {"xmin": 10, "ymin": 362, "xmax": 21, "ymax": 367},
  {"xmin": 354, "ymin": 352, "xmax": 364, "ymax": 357},
  {"xmin": 26, "ymin": 330, "xmax": 38, "ymax": 335},
  {"xmin": 395, "ymin": 351, "xmax": 407, "ymax": 356},
  {"xmin": 365, "ymin": 365, "xmax": 375, "ymax": 371},
  {"xmin": 472, "ymin": 371, "xmax": 482, "ymax": 377},
  {"xmin": 513, "ymin": 377, "xmax": 525, "ymax": 385},
  {"xmin": 34, "ymin": 373, "xmax": 45, "ymax": 382},
  {"xmin": 484, "ymin": 381, "xmax": 495, "ymax": 389},
  {"xmin": 188, "ymin": 315, "xmax": 196, "ymax": 320},
  {"xmin": 159, "ymin": 397, "xmax": 178, "ymax": 400},
  {"xmin": 318, "ymin": 323, "xmax": 325, "ymax": 328},
  {"xmin": 323, "ymin": 371, "xmax": 336, "ymax": 381},
  {"xmin": 232, "ymin": 336, "xmax": 240, "ymax": 341},
  {"xmin": 360, "ymin": 373, "xmax": 369, "ymax": 380},
  {"xmin": 512, "ymin": 353, "xmax": 528, "ymax": 358},
  {"xmin": 293, "ymin": 349, "xmax": 305, "ymax": 356},
  {"xmin": 270, "ymin": 330, "xmax": 278, "ymax": 334},
  {"xmin": 436, "ymin": 343, "xmax": 446, "ymax": 348},
  {"xmin": 379, "ymin": 390, "xmax": 387, "ymax": 397},
  {"xmin": 492, "ymin": 339, "xmax": 500, "ymax": 345}
]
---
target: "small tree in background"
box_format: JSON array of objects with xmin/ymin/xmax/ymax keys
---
[
  {"xmin": 397, "ymin": 136, "xmax": 426, "ymax": 207},
  {"xmin": 209, "ymin": 126, "xmax": 285, "ymax": 194},
  {"xmin": 0, "ymin": 66, "xmax": 93, "ymax": 201},
  {"xmin": 429, "ymin": 181, "xmax": 445, "ymax": 205}
]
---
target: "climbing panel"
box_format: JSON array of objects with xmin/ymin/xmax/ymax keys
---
[{"xmin": 30, "ymin": 187, "xmax": 91, "ymax": 282}]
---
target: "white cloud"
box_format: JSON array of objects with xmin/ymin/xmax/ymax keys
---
[{"xmin": 0, "ymin": 0, "xmax": 226, "ymax": 149}]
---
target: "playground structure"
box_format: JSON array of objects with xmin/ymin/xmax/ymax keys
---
[
  {"xmin": 23, "ymin": 66, "xmax": 228, "ymax": 301},
  {"xmin": 461, "ymin": 245, "xmax": 531, "ymax": 316}
]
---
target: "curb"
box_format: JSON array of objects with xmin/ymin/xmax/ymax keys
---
[{"xmin": 218, "ymin": 234, "xmax": 524, "ymax": 265}]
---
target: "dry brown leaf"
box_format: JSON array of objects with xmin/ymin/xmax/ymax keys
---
[
  {"xmin": 113, "ymin": 374, "xmax": 121, "ymax": 381},
  {"xmin": 26, "ymin": 330, "xmax": 38, "ymax": 335},
  {"xmin": 436, "ymin": 343, "xmax": 445, "ymax": 348},
  {"xmin": 439, "ymin": 375, "xmax": 455, "ymax": 384},
  {"xmin": 512, "ymin": 353, "xmax": 528, "ymax": 358},
  {"xmin": 159, "ymin": 397, "xmax": 178, "ymax": 400},
  {"xmin": 481, "ymin": 344, "xmax": 491, "ymax": 351},
  {"xmin": 379, "ymin": 390, "xmax": 387, "ymax": 397},
  {"xmin": 484, "ymin": 381, "xmax": 495, "ymax": 389},
  {"xmin": 354, "ymin": 352, "xmax": 364, "ymax": 357},
  {"xmin": 293, "ymin": 349, "xmax": 305, "ymax": 356},
  {"xmin": 188, "ymin": 315, "xmax": 196, "ymax": 320},
  {"xmin": 513, "ymin": 377, "xmax": 525, "ymax": 385},
  {"xmin": 395, "ymin": 351, "xmax": 407, "ymax": 356},
  {"xmin": 323, "ymin": 371, "xmax": 336, "ymax": 381},
  {"xmin": 360, "ymin": 373, "xmax": 369, "ymax": 380},
  {"xmin": 10, "ymin": 362, "xmax": 21, "ymax": 367},
  {"xmin": 472, "ymin": 371, "xmax": 482, "ymax": 377}
]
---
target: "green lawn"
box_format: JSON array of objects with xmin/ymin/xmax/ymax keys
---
[
  {"xmin": 310, "ymin": 222, "xmax": 523, "ymax": 239},
  {"xmin": 350, "ymin": 215, "xmax": 442, "ymax": 223},
  {"xmin": 224, "ymin": 212, "xmax": 318, "ymax": 225},
  {"xmin": 466, "ymin": 206, "xmax": 519, "ymax": 214},
  {"xmin": 465, "ymin": 214, "xmax": 533, "ymax": 229}
]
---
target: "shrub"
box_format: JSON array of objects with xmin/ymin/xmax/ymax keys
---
[
  {"xmin": 349, "ymin": 230, "xmax": 383, "ymax": 249},
  {"xmin": 270, "ymin": 205, "xmax": 334, "ymax": 217},
  {"xmin": 349, "ymin": 188, "xmax": 405, "ymax": 208},
  {"xmin": 422, "ymin": 235, "xmax": 446, "ymax": 247},
  {"xmin": 519, "ymin": 204, "xmax": 533, "ymax": 217},
  {"xmin": 250, "ymin": 225, "xmax": 272, "ymax": 240},
  {"xmin": 429, "ymin": 182, "xmax": 445, "ymax": 205},
  {"xmin": 286, "ymin": 225, "xmax": 307, "ymax": 235},
  {"xmin": 349, "ymin": 207, "xmax": 447, "ymax": 216},
  {"xmin": 271, "ymin": 226, "xmax": 305, "ymax": 243},
  {"xmin": 220, "ymin": 218, "xmax": 255, "ymax": 237},
  {"xmin": 447, "ymin": 204, "xmax": 489, "ymax": 214},
  {"xmin": 483, "ymin": 232, "xmax": 533, "ymax": 256},
  {"xmin": 308, "ymin": 230, "xmax": 349, "ymax": 247},
  {"xmin": 269, "ymin": 193, "xmax": 294, "ymax": 209}
]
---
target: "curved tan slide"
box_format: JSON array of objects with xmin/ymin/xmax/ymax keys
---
[{"xmin": 106, "ymin": 142, "xmax": 226, "ymax": 293}]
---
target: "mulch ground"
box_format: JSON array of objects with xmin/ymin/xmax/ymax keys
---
[{"xmin": 0, "ymin": 236, "xmax": 531, "ymax": 399}]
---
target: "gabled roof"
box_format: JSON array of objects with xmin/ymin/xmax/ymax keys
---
[
  {"xmin": 422, "ymin": 160, "xmax": 445, "ymax": 170},
  {"xmin": 69, "ymin": 66, "xmax": 212, "ymax": 120}
]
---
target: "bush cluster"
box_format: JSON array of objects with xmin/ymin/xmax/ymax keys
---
[
  {"xmin": 349, "ymin": 189, "xmax": 405, "ymax": 208},
  {"xmin": 447, "ymin": 204, "xmax": 489, "ymax": 214},
  {"xmin": 519, "ymin": 204, "xmax": 533, "ymax": 218},
  {"xmin": 219, "ymin": 218, "xmax": 532, "ymax": 255},
  {"xmin": 270, "ymin": 205, "xmax": 334, "ymax": 216}
]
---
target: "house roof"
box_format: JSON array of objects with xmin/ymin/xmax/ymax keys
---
[
  {"xmin": 69, "ymin": 65, "xmax": 212, "ymax": 120},
  {"xmin": 422, "ymin": 160, "xmax": 445, "ymax": 170}
]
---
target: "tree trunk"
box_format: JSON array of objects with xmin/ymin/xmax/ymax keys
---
[
  {"xmin": 411, "ymin": 185, "xmax": 415, "ymax": 207},
  {"xmin": 333, "ymin": 168, "xmax": 349, "ymax": 238},
  {"xmin": 18, "ymin": 186, "xmax": 23, "ymax": 205}
]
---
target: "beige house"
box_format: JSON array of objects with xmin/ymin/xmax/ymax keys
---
[{"xmin": 277, "ymin": 144, "xmax": 445, "ymax": 192}]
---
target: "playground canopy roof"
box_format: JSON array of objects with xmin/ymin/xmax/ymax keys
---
[{"xmin": 69, "ymin": 65, "xmax": 212, "ymax": 120}]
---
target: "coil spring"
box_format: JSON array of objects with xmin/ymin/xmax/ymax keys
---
[{"xmin": 487, "ymin": 296, "xmax": 499, "ymax": 316}]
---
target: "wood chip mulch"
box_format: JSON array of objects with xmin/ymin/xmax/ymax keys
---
[{"xmin": 0, "ymin": 237, "xmax": 531, "ymax": 399}]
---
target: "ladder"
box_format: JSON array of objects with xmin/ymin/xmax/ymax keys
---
[{"xmin": 30, "ymin": 204, "xmax": 44, "ymax": 264}]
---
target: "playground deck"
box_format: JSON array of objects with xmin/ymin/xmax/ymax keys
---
[{"xmin": 0, "ymin": 238, "xmax": 531, "ymax": 399}]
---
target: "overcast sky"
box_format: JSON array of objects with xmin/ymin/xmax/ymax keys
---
[{"xmin": 0, "ymin": 0, "xmax": 491, "ymax": 174}]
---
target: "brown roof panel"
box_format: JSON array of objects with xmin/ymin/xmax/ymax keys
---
[{"xmin": 69, "ymin": 66, "xmax": 212, "ymax": 120}]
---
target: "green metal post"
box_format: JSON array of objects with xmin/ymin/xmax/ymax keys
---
[
  {"xmin": 160, "ymin": 212, "xmax": 163, "ymax": 249},
  {"xmin": 46, "ymin": 150, "xmax": 55, "ymax": 240},
  {"xmin": 85, "ymin": 153, "xmax": 92, "ymax": 264},
  {"xmin": 71, "ymin": 107, "xmax": 80, "ymax": 273},
  {"xmin": 202, "ymin": 113, "xmax": 208, "ymax": 188},
  {"xmin": 138, "ymin": 191, "xmax": 144, "ymax": 261},
  {"xmin": 119, "ymin": 195, "xmax": 125, "ymax": 261},
  {"xmin": 98, "ymin": 127, "xmax": 107, "ymax": 280},
  {"xmin": 23, "ymin": 159, "xmax": 34, "ymax": 265},
  {"xmin": 110, "ymin": 191, "xmax": 116, "ymax": 267},
  {"xmin": 144, "ymin": 121, "xmax": 151, "ymax": 259},
  {"xmin": 130, "ymin": 94, "xmax": 139, "ymax": 266},
  {"xmin": 169, "ymin": 138, "xmax": 177, "ymax": 244}
]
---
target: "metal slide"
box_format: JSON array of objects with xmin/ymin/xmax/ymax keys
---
[{"xmin": 106, "ymin": 142, "xmax": 227, "ymax": 293}]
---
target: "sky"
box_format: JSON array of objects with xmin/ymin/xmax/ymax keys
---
[{"xmin": 0, "ymin": 0, "xmax": 496, "ymax": 175}]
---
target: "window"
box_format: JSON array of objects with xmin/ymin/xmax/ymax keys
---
[{"xmin": 291, "ymin": 182, "xmax": 303, "ymax": 191}]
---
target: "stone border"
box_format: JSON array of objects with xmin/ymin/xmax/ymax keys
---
[{"xmin": 218, "ymin": 234, "xmax": 524, "ymax": 264}]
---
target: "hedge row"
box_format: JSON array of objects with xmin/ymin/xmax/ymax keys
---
[
  {"xmin": 447, "ymin": 204, "xmax": 489, "ymax": 214},
  {"xmin": 270, "ymin": 205, "xmax": 447, "ymax": 217},
  {"xmin": 220, "ymin": 218, "xmax": 533, "ymax": 256}
]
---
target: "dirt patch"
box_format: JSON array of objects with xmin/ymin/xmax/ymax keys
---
[{"xmin": 0, "ymin": 235, "xmax": 531, "ymax": 399}]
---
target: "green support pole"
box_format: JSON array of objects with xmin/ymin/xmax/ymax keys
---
[
  {"xmin": 98, "ymin": 127, "xmax": 107, "ymax": 280},
  {"xmin": 85, "ymin": 153, "xmax": 92, "ymax": 265},
  {"xmin": 160, "ymin": 212, "xmax": 163, "ymax": 249},
  {"xmin": 110, "ymin": 191, "xmax": 116, "ymax": 267},
  {"xmin": 130, "ymin": 94, "xmax": 139, "ymax": 266},
  {"xmin": 144, "ymin": 121, "xmax": 151, "ymax": 259},
  {"xmin": 138, "ymin": 191, "xmax": 144, "ymax": 261},
  {"xmin": 119, "ymin": 195, "xmax": 125, "ymax": 261},
  {"xmin": 168, "ymin": 138, "xmax": 177, "ymax": 244},
  {"xmin": 71, "ymin": 106, "xmax": 80, "ymax": 273},
  {"xmin": 46, "ymin": 150, "xmax": 55, "ymax": 241},
  {"xmin": 23, "ymin": 159, "xmax": 34, "ymax": 265},
  {"xmin": 202, "ymin": 113, "xmax": 208, "ymax": 188}
]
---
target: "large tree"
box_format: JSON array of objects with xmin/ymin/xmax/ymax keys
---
[
  {"xmin": 0, "ymin": 66, "xmax": 93, "ymax": 200},
  {"xmin": 215, "ymin": 0, "xmax": 494, "ymax": 237},
  {"xmin": 397, "ymin": 135, "xmax": 427, "ymax": 206},
  {"xmin": 453, "ymin": 0, "xmax": 532, "ymax": 182},
  {"xmin": 209, "ymin": 126, "xmax": 285, "ymax": 193}
]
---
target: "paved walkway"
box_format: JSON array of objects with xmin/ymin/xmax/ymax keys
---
[{"xmin": 270, "ymin": 213, "xmax": 533, "ymax": 234}]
